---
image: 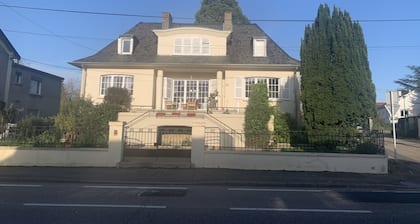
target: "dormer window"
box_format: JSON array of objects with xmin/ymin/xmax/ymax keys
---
[
  {"xmin": 118, "ymin": 35, "xmax": 134, "ymax": 55},
  {"xmin": 253, "ymin": 38, "xmax": 267, "ymax": 57},
  {"xmin": 174, "ymin": 37, "xmax": 210, "ymax": 55}
]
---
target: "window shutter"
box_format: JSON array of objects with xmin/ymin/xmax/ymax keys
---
[
  {"xmin": 280, "ymin": 77, "xmax": 290, "ymax": 99},
  {"xmin": 234, "ymin": 77, "xmax": 243, "ymax": 98},
  {"xmin": 209, "ymin": 79, "xmax": 217, "ymax": 96},
  {"xmin": 163, "ymin": 77, "xmax": 173, "ymax": 100}
]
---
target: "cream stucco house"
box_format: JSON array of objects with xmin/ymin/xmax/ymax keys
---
[{"xmin": 71, "ymin": 12, "xmax": 300, "ymax": 135}]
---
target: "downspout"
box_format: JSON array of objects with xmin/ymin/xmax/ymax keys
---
[{"xmin": 3, "ymin": 55, "xmax": 14, "ymax": 107}]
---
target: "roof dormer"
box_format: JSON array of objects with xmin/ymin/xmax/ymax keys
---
[
  {"xmin": 117, "ymin": 35, "xmax": 134, "ymax": 55},
  {"xmin": 253, "ymin": 36, "xmax": 267, "ymax": 57}
]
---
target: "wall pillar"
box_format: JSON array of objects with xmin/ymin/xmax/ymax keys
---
[
  {"xmin": 216, "ymin": 71, "xmax": 224, "ymax": 109},
  {"xmin": 191, "ymin": 123, "xmax": 205, "ymax": 168},
  {"xmin": 108, "ymin": 121, "xmax": 125, "ymax": 166},
  {"xmin": 155, "ymin": 70, "xmax": 164, "ymax": 110}
]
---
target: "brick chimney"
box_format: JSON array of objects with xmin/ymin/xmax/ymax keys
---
[
  {"xmin": 162, "ymin": 12, "xmax": 172, "ymax": 29},
  {"xmin": 223, "ymin": 11, "xmax": 232, "ymax": 31}
]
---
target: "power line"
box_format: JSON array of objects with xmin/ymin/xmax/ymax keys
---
[
  {"xmin": 4, "ymin": 27, "xmax": 420, "ymax": 50},
  {"xmin": 21, "ymin": 58, "xmax": 80, "ymax": 71},
  {"xmin": 2, "ymin": 28, "xmax": 113, "ymax": 41},
  {"xmin": 1, "ymin": 3, "xmax": 420, "ymax": 23},
  {"xmin": 251, "ymin": 19, "xmax": 420, "ymax": 23},
  {"xmin": 0, "ymin": 1, "xmax": 96, "ymax": 51},
  {"xmin": 0, "ymin": 4, "xmax": 192, "ymax": 20}
]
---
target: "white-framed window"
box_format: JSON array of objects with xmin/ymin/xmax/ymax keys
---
[
  {"xmin": 29, "ymin": 79, "xmax": 42, "ymax": 95},
  {"xmin": 15, "ymin": 71, "xmax": 22, "ymax": 84},
  {"xmin": 163, "ymin": 79, "xmax": 210, "ymax": 110},
  {"xmin": 253, "ymin": 38, "xmax": 267, "ymax": 57},
  {"xmin": 118, "ymin": 36, "xmax": 134, "ymax": 55},
  {"xmin": 100, "ymin": 75, "xmax": 133, "ymax": 96},
  {"xmin": 237, "ymin": 77, "xmax": 291, "ymax": 99},
  {"xmin": 174, "ymin": 38, "xmax": 210, "ymax": 55}
]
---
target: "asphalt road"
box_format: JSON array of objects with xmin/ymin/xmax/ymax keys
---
[{"xmin": 0, "ymin": 182, "xmax": 419, "ymax": 224}]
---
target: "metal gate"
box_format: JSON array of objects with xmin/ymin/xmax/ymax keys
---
[{"xmin": 124, "ymin": 126, "xmax": 192, "ymax": 151}]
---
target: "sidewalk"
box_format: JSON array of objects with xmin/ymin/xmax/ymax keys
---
[
  {"xmin": 0, "ymin": 165, "xmax": 416, "ymax": 190},
  {"xmin": 0, "ymin": 137, "xmax": 418, "ymax": 190}
]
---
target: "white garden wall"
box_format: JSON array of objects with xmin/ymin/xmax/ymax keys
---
[
  {"xmin": 0, "ymin": 122, "xmax": 124, "ymax": 167},
  {"xmin": 200, "ymin": 150, "xmax": 388, "ymax": 174}
]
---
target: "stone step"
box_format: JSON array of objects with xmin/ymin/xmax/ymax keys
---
[{"xmin": 118, "ymin": 157, "xmax": 191, "ymax": 168}]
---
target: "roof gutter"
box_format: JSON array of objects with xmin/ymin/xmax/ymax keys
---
[{"xmin": 69, "ymin": 61, "xmax": 300, "ymax": 71}]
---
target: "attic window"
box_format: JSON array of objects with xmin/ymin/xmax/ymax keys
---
[
  {"xmin": 174, "ymin": 38, "xmax": 210, "ymax": 55},
  {"xmin": 118, "ymin": 36, "xmax": 134, "ymax": 55},
  {"xmin": 253, "ymin": 38, "xmax": 267, "ymax": 57}
]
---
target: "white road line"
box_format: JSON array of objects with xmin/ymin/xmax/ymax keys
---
[
  {"xmin": 0, "ymin": 184, "xmax": 42, "ymax": 188},
  {"xmin": 230, "ymin": 207, "xmax": 372, "ymax": 214},
  {"xmin": 83, "ymin": 185, "xmax": 188, "ymax": 190},
  {"xmin": 23, "ymin": 203, "xmax": 166, "ymax": 209},
  {"xmin": 368, "ymin": 190, "xmax": 420, "ymax": 194},
  {"xmin": 228, "ymin": 188, "xmax": 330, "ymax": 193}
]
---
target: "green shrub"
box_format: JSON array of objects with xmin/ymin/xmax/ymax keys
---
[{"xmin": 353, "ymin": 142, "xmax": 380, "ymax": 154}]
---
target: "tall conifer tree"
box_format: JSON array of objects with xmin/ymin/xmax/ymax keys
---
[
  {"xmin": 300, "ymin": 5, "xmax": 376, "ymax": 134},
  {"xmin": 195, "ymin": 0, "xmax": 249, "ymax": 25}
]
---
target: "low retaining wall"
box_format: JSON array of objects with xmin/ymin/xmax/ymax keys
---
[
  {"xmin": 0, "ymin": 147, "xmax": 120, "ymax": 167},
  {"xmin": 0, "ymin": 122, "xmax": 124, "ymax": 167},
  {"xmin": 201, "ymin": 150, "xmax": 388, "ymax": 174}
]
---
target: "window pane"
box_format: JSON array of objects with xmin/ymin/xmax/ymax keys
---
[
  {"xmin": 30, "ymin": 80, "xmax": 41, "ymax": 95},
  {"xmin": 122, "ymin": 39, "xmax": 131, "ymax": 53},
  {"xmin": 183, "ymin": 38, "xmax": 191, "ymax": 54},
  {"xmin": 173, "ymin": 80, "xmax": 185, "ymax": 106},
  {"xmin": 113, "ymin": 76, "xmax": 123, "ymax": 88},
  {"xmin": 124, "ymin": 76, "xmax": 134, "ymax": 95},
  {"xmin": 174, "ymin": 39, "xmax": 182, "ymax": 54},
  {"xmin": 192, "ymin": 38, "xmax": 200, "ymax": 54},
  {"xmin": 245, "ymin": 78, "xmax": 256, "ymax": 98},
  {"xmin": 186, "ymin": 80, "xmax": 197, "ymax": 100},
  {"xmin": 268, "ymin": 78, "xmax": 279, "ymax": 98},
  {"xmin": 202, "ymin": 39, "xmax": 209, "ymax": 54}
]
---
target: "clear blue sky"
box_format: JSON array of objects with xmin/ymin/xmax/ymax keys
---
[{"xmin": 1, "ymin": 0, "xmax": 419, "ymax": 102}]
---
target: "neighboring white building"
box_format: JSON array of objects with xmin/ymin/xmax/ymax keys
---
[
  {"xmin": 385, "ymin": 90, "xmax": 420, "ymax": 123},
  {"xmin": 376, "ymin": 102, "xmax": 390, "ymax": 124}
]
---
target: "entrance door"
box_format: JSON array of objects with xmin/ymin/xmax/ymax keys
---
[{"xmin": 170, "ymin": 80, "xmax": 209, "ymax": 109}]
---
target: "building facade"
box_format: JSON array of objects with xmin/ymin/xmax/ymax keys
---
[
  {"xmin": 71, "ymin": 12, "xmax": 300, "ymax": 131},
  {"xmin": 0, "ymin": 29, "xmax": 63, "ymax": 122}
]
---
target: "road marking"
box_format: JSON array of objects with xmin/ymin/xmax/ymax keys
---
[
  {"xmin": 23, "ymin": 203, "xmax": 166, "ymax": 209},
  {"xmin": 83, "ymin": 185, "xmax": 188, "ymax": 190},
  {"xmin": 230, "ymin": 207, "xmax": 372, "ymax": 214},
  {"xmin": 369, "ymin": 190, "xmax": 420, "ymax": 194},
  {"xmin": 0, "ymin": 184, "xmax": 42, "ymax": 188},
  {"xmin": 228, "ymin": 188, "xmax": 330, "ymax": 193}
]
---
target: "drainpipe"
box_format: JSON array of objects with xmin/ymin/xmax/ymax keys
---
[{"xmin": 3, "ymin": 56, "xmax": 14, "ymax": 107}]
